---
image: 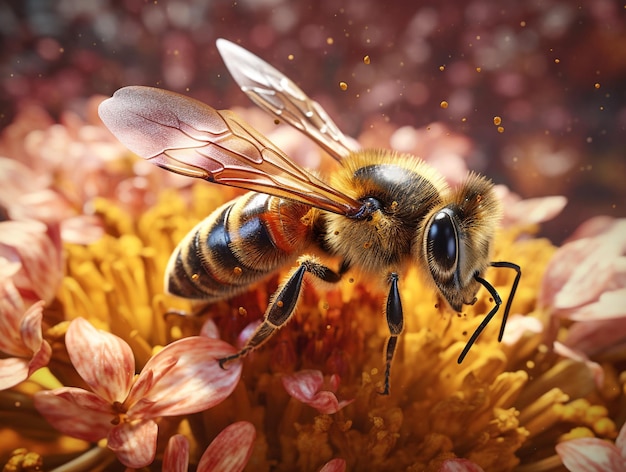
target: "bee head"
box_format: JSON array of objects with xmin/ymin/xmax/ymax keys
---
[{"xmin": 419, "ymin": 174, "xmax": 502, "ymax": 312}]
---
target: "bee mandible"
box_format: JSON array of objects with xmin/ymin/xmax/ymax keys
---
[{"xmin": 98, "ymin": 39, "xmax": 521, "ymax": 394}]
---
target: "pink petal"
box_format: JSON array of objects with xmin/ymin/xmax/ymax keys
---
[
  {"xmin": 564, "ymin": 318, "xmax": 626, "ymax": 357},
  {"xmin": 439, "ymin": 459, "xmax": 485, "ymax": 472},
  {"xmin": 504, "ymin": 195, "xmax": 567, "ymax": 227},
  {"xmin": 0, "ymin": 291, "xmax": 49, "ymax": 389},
  {"xmin": 34, "ymin": 387, "xmax": 114, "ymax": 442},
  {"xmin": 283, "ymin": 369, "xmax": 324, "ymax": 400},
  {"xmin": 163, "ymin": 434, "xmax": 190, "ymax": 472},
  {"xmin": 20, "ymin": 301, "xmax": 52, "ymax": 375},
  {"xmin": 237, "ymin": 321, "xmax": 260, "ymax": 348},
  {"xmin": 60, "ymin": 215, "xmax": 105, "ymax": 244},
  {"xmin": 108, "ymin": 419, "xmax": 158, "ymax": 468},
  {"xmin": 127, "ymin": 336, "xmax": 241, "ymax": 418},
  {"xmin": 540, "ymin": 238, "xmax": 614, "ymax": 310},
  {"xmin": 0, "ymin": 220, "xmax": 63, "ymax": 303},
  {"xmin": 565, "ymin": 216, "xmax": 619, "ymax": 242},
  {"xmin": 306, "ymin": 391, "xmax": 343, "ymax": 415},
  {"xmin": 0, "ymin": 258, "xmax": 21, "ymax": 279},
  {"xmin": 556, "ymin": 437, "xmax": 626, "ymax": 471},
  {"xmin": 541, "ymin": 219, "xmax": 626, "ymax": 312},
  {"xmin": 0, "ymin": 157, "xmax": 50, "ymax": 197},
  {"xmin": 66, "ymin": 318, "xmax": 135, "ymax": 404},
  {"xmin": 282, "ymin": 370, "xmax": 352, "ymax": 415},
  {"xmin": 319, "ymin": 458, "xmax": 346, "ymax": 472},
  {"xmin": 0, "ymin": 357, "xmax": 30, "ymax": 390},
  {"xmin": 553, "ymin": 342, "xmax": 604, "ymax": 389},
  {"xmin": 197, "ymin": 421, "xmax": 256, "ymax": 472},
  {"xmin": 19, "ymin": 301, "xmax": 45, "ymax": 352},
  {"xmin": 616, "ymin": 422, "xmax": 626, "ymax": 457},
  {"xmin": 500, "ymin": 314, "xmax": 544, "ymax": 345},
  {"xmin": 200, "ymin": 318, "xmax": 220, "ymax": 339},
  {"xmin": 565, "ymin": 289, "xmax": 626, "ymax": 321},
  {"xmin": 0, "ymin": 276, "xmax": 27, "ymax": 356},
  {"xmin": 13, "ymin": 189, "xmax": 76, "ymax": 223},
  {"xmin": 27, "ymin": 338, "xmax": 52, "ymax": 377}
]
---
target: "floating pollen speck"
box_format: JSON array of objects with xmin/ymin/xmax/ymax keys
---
[
  {"xmin": 339, "ymin": 81, "xmax": 348, "ymax": 91},
  {"xmin": 493, "ymin": 116, "xmax": 502, "ymax": 126},
  {"xmin": 440, "ymin": 100, "xmax": 449, "ymax": 109},
  {"xmin": 363, "ymin": 55, "xmax": 370, "ymax": 65}
]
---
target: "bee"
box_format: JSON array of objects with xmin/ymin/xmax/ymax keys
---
[{"xmin": 98, "ymin": 39, "xmax": 520, "ymax": 394}]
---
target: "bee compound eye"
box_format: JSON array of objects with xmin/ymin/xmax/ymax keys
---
[{"xmin": 427, "ymin": 210, "xmax": 457, "ymax": 271}]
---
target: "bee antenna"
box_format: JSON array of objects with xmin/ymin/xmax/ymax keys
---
[
  {"xmin": 490, "ymin": 261, "xmax": 521, "ymax": 341},
  {"xmin": 457, "ymin": 261, "xmax": 521, "ymax": 364}
]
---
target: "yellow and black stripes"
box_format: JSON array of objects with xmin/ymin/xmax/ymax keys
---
[{"xmin": 165, "ymin": 192, "xmax": 312, "ymax": 300}]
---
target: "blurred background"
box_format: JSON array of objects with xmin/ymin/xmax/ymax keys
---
[{"xmin": 1, "ymin": 0, "xmax": 624, "ymax": 244}]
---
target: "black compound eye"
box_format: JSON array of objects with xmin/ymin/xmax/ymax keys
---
[{"xmin": 427, "ymin": 210, "xmax": 457, "ymax": 270}]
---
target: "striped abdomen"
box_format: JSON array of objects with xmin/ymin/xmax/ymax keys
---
[{"xmin": 165, "ymin": 192, "xmax": 313, "ymax": 300}]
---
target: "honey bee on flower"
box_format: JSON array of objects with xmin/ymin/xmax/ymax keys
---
[{"xmin": 98, "ymin": 39, "xmax": 520, "ymax": 394}]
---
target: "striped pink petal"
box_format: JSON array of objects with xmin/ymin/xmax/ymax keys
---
[
  {"xmin": 0, "ymin": 276, "xmax": 29, "ymax": 357},
  {"xmin": 0, "ymin": 357, "xmax": 30, "ymax": 390},
  {"xmin": 127, "ymin": 336, "xmax": 241, "ymax": 418},
  {"xmin": 282, "ymin": 370, "xmax": 353, "ymax": 414},
  {"xmin": 556, "ymin": 437, "xmax": 626, "ymax": 471},
  {"xmin": 163, "ymin": 434, "xmax": 190, "ymax": 472},
  {"xmin": 33, "ymin": 387, "xmax": 114, "ymax": 442},
  {"xmin": 108, "ymin": 419, "xmax": 158, "ymax": 468},
  {"xmin": 0, "ymin": 220, "xmax": 63, "ymax": 303},
  {"xmin": 66, "ymin": 318, "xmax": 135, "ymax": 404},
  {"xmin": 0, "ymin": 282, "xmax": 50, "ymax": 389},
  {"xmin": 319, "ymin": 458, "xmax": 346, "ymax": 472},
  {"xmin": 541, "ymin": 220, "xmax": 626, "ymax": 312},
  {"xmin": 21, "ymin": 301, "xmax": 51, "ymax": 376},
  {"xmin": 197, "ymin": 421, "xmax": 256, "ymax": 472}
]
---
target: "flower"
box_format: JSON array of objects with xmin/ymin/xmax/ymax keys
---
[
  {"xmin": 1, "ymin": 95, "xmax": 623, "ymax": 472},
  {"xmin": 0, "ymin": 260, "xmax": 51, "ymax": 390},
  {"xmin": 33, "ymin": 317, "xmax": 242, "ymax": 468}
]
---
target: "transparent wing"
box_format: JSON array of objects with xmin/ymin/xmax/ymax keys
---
[
  {"xmin": 98, "ymin": 86, "xmax": 363, "ymax": 216},
  {"xmin": 216, "ymin": 38, "xmax": 359, "ymax": 162}
]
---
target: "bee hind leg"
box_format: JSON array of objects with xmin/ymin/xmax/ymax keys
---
[
  {"xmin": 218, "ymin": 257, "xmax": 345, "ymax": 369},
  {"xmin": 380, "ymin": 272, "xmax": 403, "ymax": 395}
]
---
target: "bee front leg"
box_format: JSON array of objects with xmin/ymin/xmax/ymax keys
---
[
  {"xmin": 380, "ymin": 272, "xmax": 403, "ymax": 395},
  {"xmin": 218, "ymin": 257, "xmax": 344, "ymax": 368}
]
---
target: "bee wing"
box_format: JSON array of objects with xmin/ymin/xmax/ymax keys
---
[
  {"xmin": 216, "ymin": 38, "xmax": 359, "ymax": 162},
  {"xmin": 98, "ymin": 86, "xmax": 363, "ymax": 216}
]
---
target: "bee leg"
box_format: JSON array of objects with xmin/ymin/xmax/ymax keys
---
[
  {"xmin": 218, "ymin": 258, "xmax": 344, "ymax": 368},
  {"xmin": 380, "ymin": 272, "xmax": 403, "ymax": 395}
]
